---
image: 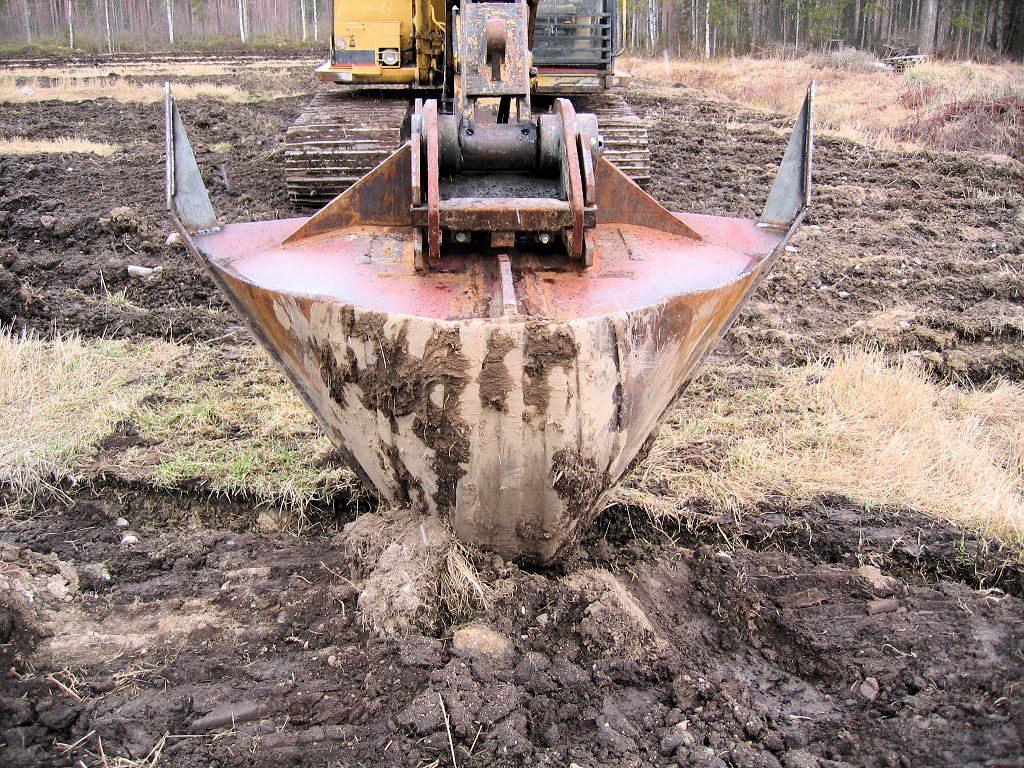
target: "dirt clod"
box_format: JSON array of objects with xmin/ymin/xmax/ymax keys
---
[{"xmin": 452, "ymin": 622, "xmax": 514, "ymax": 662}]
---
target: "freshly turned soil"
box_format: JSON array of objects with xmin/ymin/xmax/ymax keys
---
[
  {"xmin": 1, "ymin": 53, "xmax": 1022, "ymax": 768},
  {"xmin": 1, "ymin": 492, "xmax": 1021, "ymax": 767}
]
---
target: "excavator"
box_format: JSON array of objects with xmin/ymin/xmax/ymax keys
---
[
  {"xmin": 284, "ymin": 0, "xmax": 650, "ymax": 207},
  {"xmin": 164, "ymin": 0, "xmax": 813, "ymax": 564}
]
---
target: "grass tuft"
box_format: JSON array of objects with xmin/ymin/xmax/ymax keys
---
[
  {"xmin": 0, "ymin": 330, "xmax": 177, "ymax": 497},
  {"xmin": 0, "ymin": 136, "xmax": 122, "ymax": 155},
  {"xmin": 0, "ymin": 332, "xmax": 356, "ymax": 520},
  {"xmin": 619, "ymin": 349, "xmax": 1024, "ymax": 545}
]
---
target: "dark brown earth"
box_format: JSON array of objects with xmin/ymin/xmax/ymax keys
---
[{"xmin": 1, "ymin": 56, "xmax": 1023, "ymax": 768}]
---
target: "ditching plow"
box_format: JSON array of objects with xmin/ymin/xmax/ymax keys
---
[{"xmin": 165, "ymin": 12, "xmax": 813, "ymax": 563}]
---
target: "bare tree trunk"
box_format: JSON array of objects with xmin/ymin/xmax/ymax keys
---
[
  {"xmin": 691, "ymin": 0, "xmax": 698, "ymax": 51},
  {"xmin": 67, "ymin": 0, "xmax": 74, "ymax": 47},
  {"xmin": 703, "ymin": 0, "xmax": 710, "ymax": 57},
  {"xmin": 239, "ymin": 0, "xmax": 247, "ymax": 41},
  {"xmin": 166, "ymin": 0, "xmax": 175, "ymax": 43},
  {"xmin": 994, "ymin": 0, "xmax": 1004, "ymax": 50},
  {"xmin": 104, "ymin": 0, "xmax": 113, "ymax": 52},
  {"xmin": 313, "ymin": 0, "xmax": 318, "ymax": 40},
  {"xmin": 21, "ymin": 0, "xmax": 32, "ymax": 44},
  {"xmin": 300, "ymin": 0, "xmax": 307, "ymax": 40},
  {"xmin": 647, "ymin": 0, "xmax": 657, "ymax": 51},
  {"xmin": 918, "ymin": 0, "xmax": 938, "ymax": 53}
]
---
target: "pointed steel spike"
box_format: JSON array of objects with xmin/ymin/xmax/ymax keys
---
[
  {"xmin": 759, "ymin": 81, "xmax": 815, "ymax": 231},
  {"xmin": 282, "ymin": 142, "xmax": 414, "ymax": 246},
  {"xmin": 164, "ymin": 83, "xmax": 218, "ymax": 234}
]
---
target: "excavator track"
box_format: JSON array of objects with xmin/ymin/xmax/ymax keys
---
[
  {"xmin": 284, "ymin": 91, "xmax": 409, "ymax": 209},
  {"xmin": 285, "ymin": 90, "xmax": 650, "ymax": 209},
  {"xmin": 569, "ymin": 92, "xmax": 651, "ymax": 187}
]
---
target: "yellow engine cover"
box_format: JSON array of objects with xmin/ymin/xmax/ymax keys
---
[{"xmin": 319, "ymin": 0, "xmax": 444, "ymax": 84}]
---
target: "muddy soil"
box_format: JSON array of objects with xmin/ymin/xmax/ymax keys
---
[
  {"xmin": 633, "ymin": 85, "xmax": 1024, "ymax": 383},
  {"xmin": 0, "ymin": 79, "xmax": 306, "ymax": 342},
  {"xmin": 1, "ymin": 55, "xmax": 1023, "ymax": 767},
  {"xmin": 2, "ymin": 489, "xmax": 1023, "ymax": 768}
]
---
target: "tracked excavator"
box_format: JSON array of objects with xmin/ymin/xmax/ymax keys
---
[
  {"xmin": 164, "ymin": 0, "xmax": 813, "ymax": 564},
  {"xmin": 284, "ymin": 0, "xmax": 649, "ymax": 207}
]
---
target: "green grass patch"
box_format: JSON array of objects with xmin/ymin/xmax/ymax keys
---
[{"xmin": 0, "ymin": 331, "xmax": 356, "ymax": 519}]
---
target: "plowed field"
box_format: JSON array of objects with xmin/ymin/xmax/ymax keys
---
[{"xmin": 1, "ymin": 55, "xmax": 1022, "ymax": 768}]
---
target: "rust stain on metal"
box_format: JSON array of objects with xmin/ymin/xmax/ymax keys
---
[{"xmin": 173, "ymin": 159, "xmax": 800, "ymax": 564}]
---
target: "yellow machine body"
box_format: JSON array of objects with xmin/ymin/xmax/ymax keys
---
[
  {"xmin": 317, "ymin": 0, "xmax": 446, "ymax": 85},
  {"xmin": 316, "ymin": 0, "xmax": 628, "ymax": 93}
]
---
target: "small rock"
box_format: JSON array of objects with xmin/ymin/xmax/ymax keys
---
[
  {"xmin": 120, "ymin": 534, "xmax": 139, "ymax": 546},
  {"xmin": 452, "ymin": 622, "xmax": 514, "ymax": 662},
  {"xmin": 126, "ymin": 264, "xmax": 163, "ymax": 278},
  {"xmin": 784, "ymin": 245, "xmax": 798, "ymax": 253},
  {"xmin": 19, "ymin": 85, "xmax": 35, "ymax": 95},
  {"xmin": 859, "ymin": 677, "xmax": 880, "ymax": 701},
  {"xmin": 115, "ymin": 517, "xmax": 129, "ymax": 528},
  {"xmin": 166, "ymin": 232, "xmax": 185, "ymax": 246},
  {"xmin": 856, "ymin": 565, "xmax": 897, "ymax": 592}
]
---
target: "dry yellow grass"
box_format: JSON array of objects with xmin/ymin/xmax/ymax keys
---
[
  {"xmin": 0, "ymin": 76, "xmax": 297, "ymax": 104},
  {"xmin": 0, "ymin": 332, "xmax": 354, "ymax": 515},
  {"xmin": 6, "ymin": 332, "xmax": 1020, "ymax": 544},
  {"xmin": 619, "ymin": 349, "xmax": 1024, "ymax": 545},
  {"xmin": 0, "ymin": 136, "xmax": 121, "ymax": 155},
  {"xmin": 624, "ymin": 55, "xmax": 1024, "ymax": 152},
  {"xmin": 0, "ymin": 332, "xmax": 177, "ymax": 495},
  {"xmin": 6, "ymin": 59, "xmax": 310, "ymax": 79}
]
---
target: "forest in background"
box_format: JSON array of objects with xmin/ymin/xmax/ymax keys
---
[{"xmin": 0, "ymin": 0, "xmax": 1022, "ymax": 61}]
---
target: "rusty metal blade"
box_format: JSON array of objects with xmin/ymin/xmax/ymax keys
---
[
  {"xmin": 595, "ymin": 156, "xmax": 702, "ymax": 242},
  {"xmin": 164, "ymin": 84, "xmax": 218, "ymax": 233},
  {"xmin": 283, "ymin": 142, "xmax": 414, "ymax": 245},
  {"xmin": 760, "ymin": 81, "xmax": 815, "ymax": 231}
]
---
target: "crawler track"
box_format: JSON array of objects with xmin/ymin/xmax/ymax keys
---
[
  {"xmin": 284, "ymin": 89, "xmax": 650, "ymax": 209},
  {"xmin": 570, "ymin": 92, "xmax": 651, "ymax": 186},
  {"xmin": 284, "ymin": 91, "xmax": 410, "ymax": 209}
]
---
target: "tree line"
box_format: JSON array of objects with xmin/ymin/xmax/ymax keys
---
[
  {"xmin": 1, "ymin": 0, "xmax": 1021, "ymax": 60},
  {"xmin": 1, "ymin": 0, "xmax": 326, "ymax": 50},
  {"xmin": 627, "ymin": 0, "xmax": 1023, "ymax": 60}
]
